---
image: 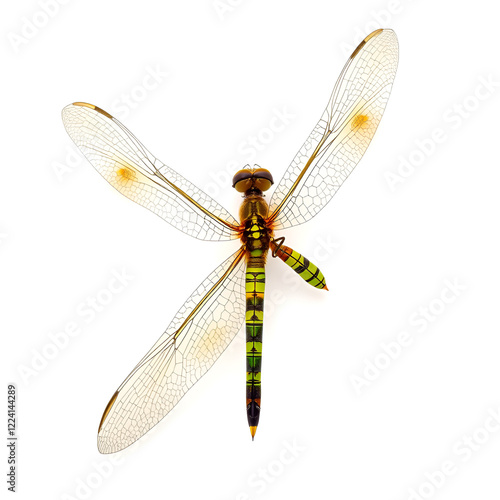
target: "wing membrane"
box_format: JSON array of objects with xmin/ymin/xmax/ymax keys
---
[
  {"xmin": 97, "ymin": 247, "xmax": 246, "ymax": 453},
  {"xmin": 269, "ymin": 29, "xmax": 398, "ymax": 229},
  {"xmin": 62, "ymin": 103, "xmax": 240, "ymax": 241}
]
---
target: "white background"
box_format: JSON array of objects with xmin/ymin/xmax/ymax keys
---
[{"xmin": 2, "ymin": 1, "xmax": 500, "ymax": 499}]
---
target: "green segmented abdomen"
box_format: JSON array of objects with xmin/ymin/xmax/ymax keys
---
[
  {"xmin": 246, "ymin": 262, "xmax": 265, "ymax": 436},
  {"xmin": 271, "ymin": 241, "xmax": 328, "ymax": 290}
]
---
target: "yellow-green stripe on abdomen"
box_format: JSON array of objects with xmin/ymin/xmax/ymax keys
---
[{"xmin": 246, "ymin": 263, "xmax": 265, "ymax": 431}]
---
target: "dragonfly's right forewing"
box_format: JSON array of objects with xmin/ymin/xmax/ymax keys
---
[{"xmin": 62, "ymin": 103, "xmax": 240, "ymax": 241}]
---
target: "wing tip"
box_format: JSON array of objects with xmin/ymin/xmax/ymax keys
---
[
  {"xmin": 97, "ymin": 439, "xmax": 111, "ymax": 455},
  {"xmin": 349, "ymin": 28, "xmax": 397, "ymax": 59},
  {"xmin": 98, "ymin": 390, "xmax": 119, "ymax": 434},
  {"xmin": 63, "ymin": 101, "xmax": 114, "ymax": 119},
  {"xmin": 365, "ymin": 28, "xmax": 384, "ymax": 42},
  {"xmin": 97, "ymin": 436, "xmax": 124, "ymax": 455}
]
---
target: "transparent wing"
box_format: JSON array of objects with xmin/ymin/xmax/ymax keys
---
[
  {"xmin": 97, "ymin": 247, "xmax": 246, "ymax": 453},
  {"xmin": 62, "ymin": 103, "xmax": 240, "ymax": 241},
  {"xmin": 269, "ymin": 29, "xmax": 398, "ymax": 229}
]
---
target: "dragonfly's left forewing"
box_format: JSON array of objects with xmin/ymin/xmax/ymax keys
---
[
  {"xmin": 62, "ymin": 103, "xmax": 240, "ymax": 241},
  {"xmin": 269, "ymin": 29, "xmax": 398, "ymax": 229},
  {"xmin": 97, "ymin": 247, "xmax": 246, "ymax": 453}
]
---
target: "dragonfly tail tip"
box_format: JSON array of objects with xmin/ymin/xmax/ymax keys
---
[{"xmin": 250, "ymin": 425, "xmax": 257, "ymax": 440}]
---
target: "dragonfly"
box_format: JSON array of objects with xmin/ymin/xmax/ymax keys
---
[{"xmin": 62, "ymin": 28, "xmax": 398, "ymax": 453}]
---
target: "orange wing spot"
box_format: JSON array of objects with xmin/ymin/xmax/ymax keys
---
[
  {"xmin": 194, "ymin": 323, "xmax": 231, "ymax": 362},
  {"xmin": 115, "ymin": 166, "xmax": 138, "ymax": 186},
  {"xmin": 351, "ymin": 114, "xmax": 370, "ymax": 131}
]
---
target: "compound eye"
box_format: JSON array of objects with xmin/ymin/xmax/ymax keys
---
[
  {"xmin": 232, "ymin": 169, "xmax": 252, "ymax": 191},
  {"xmin": 252, "ymin": 168, "xmax": 273, "ymax": 192},
  {"xmin": 253, "ymin": 168, "xmax": 273, "ymax": 183},
  {"xmin": 253, "ymin": 178, "xmax": 272, "ymax": 192},
  {"xmin": 233, "ymin": 170, "xmax": 254, "ymax": 192},
  {"xmin": 234, "ymin": 178, "xmax": 253, "ymax": 193}
]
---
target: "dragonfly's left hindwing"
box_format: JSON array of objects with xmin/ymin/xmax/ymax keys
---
[{"xmin": 97, "ymin": 248, "xmax": 246, "ymax": 453}]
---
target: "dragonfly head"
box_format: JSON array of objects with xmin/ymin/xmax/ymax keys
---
[{"xmin": 232, "ymin": 166, "xmax": 274, "ymax": 196}]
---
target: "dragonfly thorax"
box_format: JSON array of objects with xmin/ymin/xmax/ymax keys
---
[
  {"xmin": 239, "ymin": 193, "xmax": 270, "ymax": 223},
  {"xmin": 239, "ymin": 193, "xmax": 273, "ymax": 258}
]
